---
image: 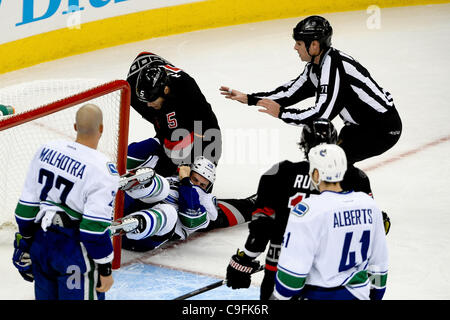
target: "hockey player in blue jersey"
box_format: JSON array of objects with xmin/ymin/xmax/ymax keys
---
[
  {"xmin": 225, "ymin": 118, "xmax": 390, "ymax": 300},
  {"xmin": 113, "ymin": 156, "xmax": 218, "ymax": 251},
  {"xmin": 112, "ymin": 155, "xmax": 255, "ymax": 252},
  {"xmin": 226, "ymin": 119, "xmax": 337, "ymax": 299},
  {"xmin": 272, "ymin": 144, "xmax": 388, "ymax": 300},
  {"xmin": 12, "ymin": 104, "xmax": 119, "ymax": 300}
]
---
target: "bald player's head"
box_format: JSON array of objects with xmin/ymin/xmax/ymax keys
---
[{"xmin": 74, "ymin": 104, "xmax": 103, "ymax": 148}]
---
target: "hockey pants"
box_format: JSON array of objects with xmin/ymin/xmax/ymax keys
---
[{"xmin": 30, "ymin": 226, "xmax": 104, "ymax": 300}]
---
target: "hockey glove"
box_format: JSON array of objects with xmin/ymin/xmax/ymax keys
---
[
  {"xmin": 12, "ymin": 233, "xmax": 34, "ymax": 282},
  {"xmin": 382, "ymin": 211, "xmax": 391, "ymax": 235},
  {"xmin": 226, "ymin": 249, "xmax": 260, "ymax": 289}
]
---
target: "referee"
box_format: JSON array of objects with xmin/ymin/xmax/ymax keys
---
[{"xmin": 220, "ymin": 15, "xmax": 402, "ymax": 192}]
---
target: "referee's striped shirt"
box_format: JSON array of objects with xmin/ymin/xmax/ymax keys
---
[{"xmin": 247, "ymin": 48, "xmax": 395, "ymax": 126}]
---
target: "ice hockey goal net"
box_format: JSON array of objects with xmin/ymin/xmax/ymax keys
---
[{"xmin": 0, "ymin": 79, "xmax": 130, "ymax": 269}]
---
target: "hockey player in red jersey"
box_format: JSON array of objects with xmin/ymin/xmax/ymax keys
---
[
  {"xmin": 226, "ymin": 119, "xmax": 337, "ymax": 299},
  {"xmin": 126, "ymin": 52, "xmax": 222, "ymax": 178},
  {"xmin": 272, "ymin": 144, "xmax": 388, "ymax": 300},
  {"xmin": 225, "ymin": 118, "xmax": 390, "ymax": 300}
]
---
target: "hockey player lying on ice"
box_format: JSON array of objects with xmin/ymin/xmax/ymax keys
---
[{"xmin": 112, "ymin": 156, "xmax": 255, "ymax": 252}]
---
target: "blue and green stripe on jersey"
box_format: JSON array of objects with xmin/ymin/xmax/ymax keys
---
[
  {"xmin": 126, "ymin": 156, "xmax": 146, "ymax": 170},
  {"xmin": 15, "ymin": 200, "xmax": 111, "ymax": 236},
  {"xmin": 15, "ymin": 200, "xmax": 40, "ymax": 221},
  {"xmin": 344, "ymin": 270, "xmax": 370, "ymax": 288},
  {"xmin": 275, "ymin": 267, "xmax": 387, "ymax": 298},
  {"xmin": 126, "ymin": 154, "xmax": 158, "ymax": 171},
  {"xmin": 178, "ymin": 209, "xmax": 208, "ymax": 230},
  {"xmin": 343, "ymin": 269, "xmax": 388, "ymax": 290},
  {"xmin": 368, "ymin": 270, "xmax": 388, "ymax": 290},
  {"xmin": 275, "ymin": 265, "xmax": 307, "ymax": 298}
]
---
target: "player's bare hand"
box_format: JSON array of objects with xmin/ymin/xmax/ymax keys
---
[
  {"xmin": 96, "ymin": 274, "xmax": 114, "ymax": 293},
  {"xmin": 219, "ymin": 86, "xmax": 248, "ymax": 104},
  {"xmin": 178, "ymin": 165, "xmax": 191, "ymax": 180},
  {"xmin": 257, "ymin": 99, "xmax": 281, "ymax": 118}
]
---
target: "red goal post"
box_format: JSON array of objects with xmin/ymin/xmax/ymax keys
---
[{"xmin": 0, "ymin": 79, "xmax": 130, "ymax": 270}]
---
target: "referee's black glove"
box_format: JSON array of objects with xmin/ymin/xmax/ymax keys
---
[{"xmin": 226, "ymin": 249, "xmax": 260, "ymax": 289}]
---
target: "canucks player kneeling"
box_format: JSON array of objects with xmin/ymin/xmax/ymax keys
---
[
  {"xmin": 112, "ymin": 156, "xmax": 218, "ymax": 251},
  {"xmin": 272, "ymin": 144, "xmax": 388, "ymax": 300}
]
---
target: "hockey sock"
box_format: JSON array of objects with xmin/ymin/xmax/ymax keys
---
[{"xmin": 125, "ymin": 209, "xmax": 167, "ymax": 240}]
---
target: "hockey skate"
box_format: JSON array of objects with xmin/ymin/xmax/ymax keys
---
[
  {"xmin": 119, "ymin": 167, "xmax": 155, "ymax": 192},
  {"xmin": 110, "ymin": 214, "xmax": 146, "ymax": 236}
]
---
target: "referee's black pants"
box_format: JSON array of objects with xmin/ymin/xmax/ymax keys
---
[{"xmin": 338, "ymin": 107, "xmax": 402, "ymax": 194}]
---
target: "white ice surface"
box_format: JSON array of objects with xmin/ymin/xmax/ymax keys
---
[{"xmin": 0, "ymin": 3, "xmax": 449, "ymax": 299}]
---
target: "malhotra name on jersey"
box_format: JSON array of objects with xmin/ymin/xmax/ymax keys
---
[
  {"xmin": 39, "ymin": 147, "xmax": 86, "ymax": 179},
  {"xmin": 333, "ymin": 208, "xmax": 373, "ymax": 228}
]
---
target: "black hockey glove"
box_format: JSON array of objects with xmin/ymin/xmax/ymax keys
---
[
  {"xmin": 226, "ymin": 249, "xmax": 260, "ymax": 289},
  {"xmin": 382, "ymin": 211, "xmax": 391, "ymax": 235},
  {"xmin": 12, "ymin": 233, "xmax": 34, "ymax": 282}
]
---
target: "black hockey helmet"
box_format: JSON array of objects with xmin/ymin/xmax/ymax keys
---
[
  {"xmin": 293, "ymin": 15, "xmax": 333, "ymax": 50},
  {"xmin": 136, "ymin": 65, "xmax": 168, "ymax": 103},
  {"xmin": 299, "ymin": 118, "xmax": 338, "ymax": 156}
]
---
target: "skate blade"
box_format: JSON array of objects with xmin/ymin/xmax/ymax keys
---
[
  {"xmin": 119, "ymin": 167, "xmax": 155, "ymax": 190},
  {"xmin": 110, "ymin": 218, "xmax": 139, "ymax": 236}
]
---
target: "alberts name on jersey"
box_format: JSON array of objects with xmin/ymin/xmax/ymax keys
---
[{"xmin": 333, "ymin": 208, "xmax": 373, "ymax": 228}]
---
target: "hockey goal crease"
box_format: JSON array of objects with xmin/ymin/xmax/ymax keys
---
[{"xmin": 0, "ymin": 79, "xmax": 130, "ymax": 269}]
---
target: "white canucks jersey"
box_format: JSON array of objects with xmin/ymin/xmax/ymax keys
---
[
  {"xmin": 274, "ymin": 191, "xmax": 388, "ymax": 300},
  {"xmin": 175, "ymin": 183, "xmax": 218, "ymax": 240},
  {"xmin": 125, "ymin": 174, "xmax": 218, "ymax": 240},
  {"xmin": 158, "ymin": 176, "xmax": 218, "ymax": 240},
  {"xmin": 15, "ymin": 140, "xmax": 119, "ymax": 263}
]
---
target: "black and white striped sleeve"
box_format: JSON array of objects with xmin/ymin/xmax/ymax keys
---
[
  {"xmin": 279, "ymin": 55, "xmax": 342, "ymax": 126},
  {"xmin": 247, "ymin": 64, "xmax": 316, "ymax": 107}
]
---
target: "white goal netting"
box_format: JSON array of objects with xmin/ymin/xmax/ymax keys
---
[{"xmin": 0, "ymin": 79, "xmax": 128, "ymax": 243}]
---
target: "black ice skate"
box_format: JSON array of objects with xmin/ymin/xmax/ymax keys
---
[{"xmin": 119, "ymin": 167, "xmax": 155, "ymax": 191}]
